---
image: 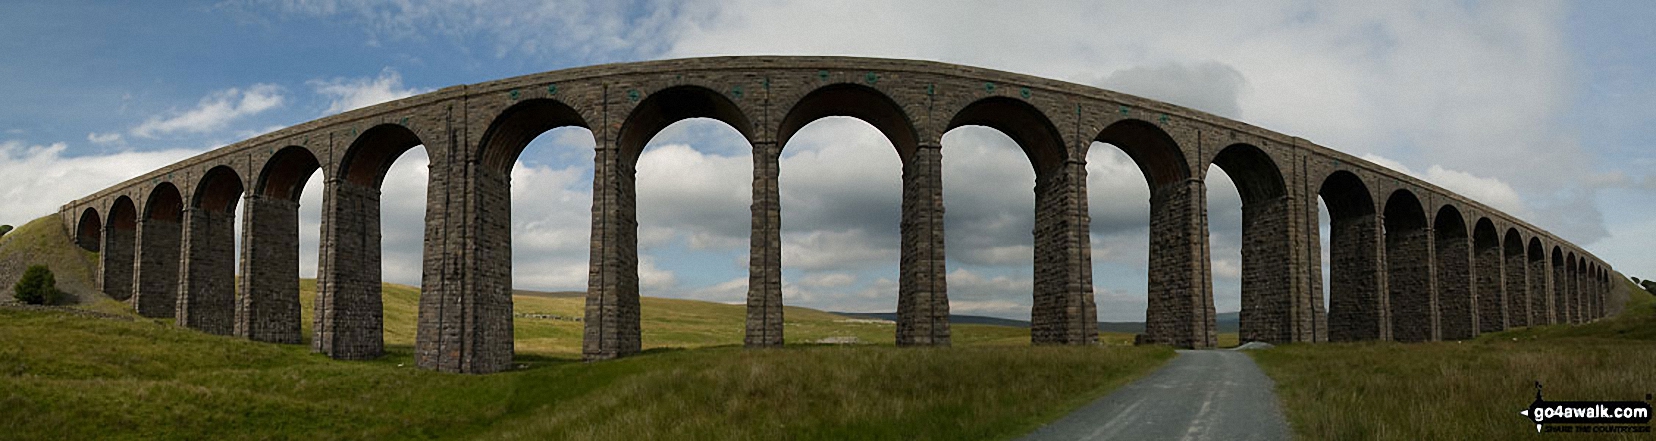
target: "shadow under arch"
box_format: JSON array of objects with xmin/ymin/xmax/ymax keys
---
[
  {"xmin": 1384, "ymin": 189, "xmax": 1433, "ymax": 342},
  {"xmin": 774, "ymin": 83, "xmax": 933, "ymax": 346},
  {"xmin": 1528, "ymin": 238, "xmax": 1548, "ymax": 324},
  {"xmin": 1433, "ymin": 204, "xmax": 1471, "ymax": 340},
  {"xmin": 239, "ymin": 145, "xmax": 324, "ymax": 344},
  {"xmin": 178, "ymin": 165, "xmax": 245, "ymax": 336},
  {"xmin": 1092, "ymin": 119, "xmax": 1209, "ymax": 347},
  {"xmin": 1469, "ymin": 218, "xmax": 1502, "ymax": 333},
  {"xmin": 101, "ymin": 196, "xmax": 138, "ymax": 300},
  {"xmin": 1502, "ymin": 228, "xmax": 1528, "ymax": 328},
  {"xmin": 1550, "ymin": 246, "xmax": 1565, "ymax": 325},
  {"xmin": 135, "ymin": 182, "xmax": 184, "ymax": 318},
  {"xmin": 1207, "ymin": 143, "xmax": 1302, "ymax": 343},
  {"xmin": 1318, "ymin": 170, "xmax": 1385, "ymax": 341},
  {"xmin": 587, "ymin": 85, "xmax": 757, "ymax": 360},
  {"xmin": 947, "ymin": 97, "xmax": 1096, "ymax": 345},
  {"xmin": 462, "ymin": 98, "xmax": 593, "ymax": 367},
  {"xmin": 319, "ymin": 123, "xmax": 429, "ymax": 362},
  {"xmin": 76, "ymin": 207, "xmax": 101, "ymax": 252}
]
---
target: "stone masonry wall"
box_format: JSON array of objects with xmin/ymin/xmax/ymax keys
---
[
  {"xmin": 100, "ymin": 226, "xmax": 135, "ymax": 301},
  {"xmin": 1328, "ymin": 214, "xmax": 1388, "ymax": 341},
  {"xmin": 1474, "ymin": 242, "xmax": 1505, "ymax": 334},
  {"xmin": 897, "ymin": 145, "xmax": 950, "ymax": 345},
  {"xmin": 584, "ymin": 146, "xmax": 642, "ymax": 360},
  {"xmin": 1436, "ymin": 232, "xmax": 1474, "ymax": 340},
  {"xmin": 1030, "ymin": 161, "xmax": 1095, "ymax": 345},
  {"xmin": 237, "ymin": 196, "xmax": 302, "ymax": 343},
  {"xmin": 314, "ymin": 180, "xmax": 385, "ymax": 360},
  {"xmin": 133, "ymin": 218, "xmax": 181, "ymax": 318},
  {"xmin": 1389, "ymin": 226, "xmax": 1436, "ymax": 342},
  {"xmin": 1504, "ymin": 248, "xmax": 1529, "ymax": 328},
  {"xmin": 1143, "ymin": 180, "xmax": 1215, "ymax": 348},
  {"xmin": 746, "ymin": 142, "xmax": 784, "ymax": 347},
  {"xmin": 1239, "ymin": 196, "xmax": 1294, "ymax": 343},
  {"xmin": 177, "ymin": 207, "xmax": 237, "ymax": 335}
]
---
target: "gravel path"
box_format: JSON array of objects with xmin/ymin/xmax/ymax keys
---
[{"xmin": 1018, "ymin": 349, "xmax": 1292, "ymax": 441}]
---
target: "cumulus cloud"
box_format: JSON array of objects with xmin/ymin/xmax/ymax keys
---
[
  {"xmin": 1098, "ymin": 61, "xmax": 1249, "ymax": 119},
  {"xmin": 0, "ymin": 140, "xmax": 202, "ymax": 227},
  {"xmin": 1361, "ymin": 154, "xmax": 1531, "ymax": 217},
  {"xmin": 132, "ymin": 84, "xmax": 283, "ymax": 138},
  {"xmin": 86, "ymin": 132, "xmax": 122, "ymax": 145},
  {"xmin": 309, "ymin": 68, "xmax": 431, "ymax": 115}
]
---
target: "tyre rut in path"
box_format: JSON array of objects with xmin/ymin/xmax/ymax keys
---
[{"xmin": 1019, "ymin": 349, "xmax": 1292, "ymax": 441}]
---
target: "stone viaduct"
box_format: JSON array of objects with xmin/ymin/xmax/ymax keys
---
[{"xmin": 56, "ymin": 56, "xmax": 1616, "ymax": 374}]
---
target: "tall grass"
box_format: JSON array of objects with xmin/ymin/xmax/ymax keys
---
[
  {"xmin": 0, "ymin": 309, "xmax": 1172, "ymax": 440},
  {"xmin": 1253, "ymin": 280, "xmax": 1656, "ymax": 440}
]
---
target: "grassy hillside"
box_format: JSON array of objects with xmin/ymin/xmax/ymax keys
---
[
  {"xmin": 0, "ymin": 217, "xmax": 101, "ymax": 305},
  {"xmin": 0, "ymin": 306, "xmax": 1173, "ymax": 440},
  {"xmin": 1253, "ymin": 278, "xmax": 1656, "ymax": 440}
]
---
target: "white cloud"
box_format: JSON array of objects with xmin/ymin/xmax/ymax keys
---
[
  {"xmin": 309, "ymin": 68, "xmax": 431, "ymax": 115},
  {"xmin": 132, "ymin": 84, "xmax": 284, "ymax": 138},
  {"xmin": 86, "ymin": 132, "xmax": 122, "ymax": 145},
  {"xmin": 0, "ymin": 141, "xmax": 203, "ymax": 228},
  {"xmin": 1361, "ymin": 154, "xmax": 1531, "ymax": 217}
]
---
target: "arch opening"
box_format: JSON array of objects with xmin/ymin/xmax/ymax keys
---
[
  {"xmin": 1551, "ymin": 246, "xmax": 1565, "ymax": 325},
  {"xmin": 779, "ymin": 83, "xmax": 918, "ymax": 160},
  {"xmin": 1502, "ymin": 228, "xmax": 1528, "ymax": 328},
  {"xmin": 1209, "ymin": 143, "xmax": 1292, "ymax": 344},
  {"xmin": 618, "ymin": 86, "xmax": 754, "ymax": 167},
  {"xmin": 1385, "ymin": 190, "xmax": 1433, "ymax": 342},
  {"xmin": 101, "ymin": 196, "xmax": 138, "ymax": 300},
  {"xmin": 76, "ymin": 207, "xmax": 102, "ymax": 252},
  {"xmin": 779, "ymin": 116, "xmax": 905, "ymax": 344},
  {"xmin": 1319, "ymin": 170, "xmax": 1384, "ymax": 341},
  {"xmin": 1095, "ymin": 119, "xmax": 1189, "ymax": 191},
  {"xmin": 134, "ymin": 182, "xmax": 184, "ymax": 318},
  {"xmin": 317, "ymin": 123, "xmax": 429, "ymax": 361},
  {"xmin": 240, "ymin": 146, "xmax": 324, "ymax": 344},
  {"xmin": 179, "ymin": 165, "xmax": 245, "ymax": 335},
  {"xmin": 950, "ymin": 97, "xmax": 1067, "ymax": 177}
]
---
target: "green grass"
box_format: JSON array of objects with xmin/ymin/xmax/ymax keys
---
[
  {"xmin": 0, "ymin": 308, "xmax": 1173, "ymax": 440},
  {"xmin": 0, "ymin": 217, "xmax": 100, "ymax": 303},
  {"xmin": 1252, "ymin": 279, "xmax": 1656, "ymax": 440}
]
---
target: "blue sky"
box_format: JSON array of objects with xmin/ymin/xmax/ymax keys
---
[{"xmin": 2, "ymin": 1, "xmax": 1652, "ymax": 321}]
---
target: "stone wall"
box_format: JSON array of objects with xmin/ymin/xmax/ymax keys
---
[
  {"xmin": 99, "ymin": 226, "xmax": 135, "ymax": 301},
  {"xmin": 1475, "ymin": 242, "xmax": 1505, "ymax": 333},
  {"xmin": 1388, "ymin": 226, "xmax": 1436, "ymax": 342},
  {"xmin": 314, "ymin": 180, "xmax": 385, "ymax": 360},
  {"xmin": 133, "ymin": 218, "xmax": 180, "ymax": 318},
  {"xmin": 177, "ymin": 207, "xmax": 237, "ymax": 335},
  {"xmin": 237, "ymin": 196, "xmax": 302, "ymax": 343}
]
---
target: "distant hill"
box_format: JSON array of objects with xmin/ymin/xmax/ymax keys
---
[
  {"xmin": 836, "ymin": 310, "xmax": 1241, "ymax": 334},
  {"xmin": 832, "ymin": 312, "xmax": 1033, "ymax": 328}
]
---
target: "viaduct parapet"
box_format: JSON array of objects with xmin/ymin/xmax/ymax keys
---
[{"xmin": 55, "ymin": 56, "xmax": 1616, "ymax": 374}]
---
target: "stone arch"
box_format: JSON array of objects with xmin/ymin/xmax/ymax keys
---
[
  {"xmin": 101, "ymin": 196, "xmax": 138, "ymax": 301},
  {"xmin": 1091, "ymin": 118, "xmax": 1206, "ymax": 347},
  {"xmin": 778, "ymin": 83, "xmax": 918, "ymax": 159},
  {"xmin": 618, "ymin": 85, "xmax": 755, "ymax": 166},
  {"xmin": 1551, "ymin": 246, "xmax": 1565, "ymax": 324},
  {"xmin": 1433, "ymin": 205, "xmax": 1472, "ymax": 340},
  {"xmin": 588, "ymin": 84, "xmax": 757, "ymax": 360},
  {"xmin": 239, "ymin": 145, "xmax": 324, "ymax": 344},
  {"xmin": 1209, "ymin": 143, "xmax": 1296, "ymax": 343},
  {"xmin": 1385, "ymin": 189, "xmax": 1433, "ymax": 342},
  {"xmin": 478, "ymin": 98, "xmax": 591, "ymax": 174},
  {"xmin": 179, "ymin": 165, "xmax": 245, "ymax": 335},
  {"xmin": 1529, "ymin": 238, "xmax": 1548, "ymax": 324},
  {"xmin": 1502, "ymin": 228, "xmax": 1528, "ymax": 328},
  {"xmin": 1094, "ymin": 119, "xmax": 1190, "ymax": 190},
  {"xmin": 455, "ymin": 98, "xmax": 592, "ymax": 365},
  {"xmin": 772, "ymin": 83, "xmax": 934, "ymax": 347},
  {"xmin": 947, "ymin": 96, "xmax": 1092, "ymax": 346},
  {"xmin": 318, "ymin": 122, "xmax": 430, "ymax": 361},
  {"xmin": 135, "ymin": 182, "xmax": 184, "ymax": 318},
  {"xmin": 1471, "ymin": 217, "xmax": 1503, "ymax": 334},
  {"xmin": 339, "ymin": 123, "xmax": 425, "ymax": 189},
  {"xmin": 948, "ymin": 96, "xmax": 1067, "ymax": 176},
  {"xmin": 255, "ymin": 146, "xmax": 323, "ymax": 201},
  {"xmin": 76, "ymin": 207, "xmax": 101, "ymax": 252},
  {"xmin": 1319, "ymin": 170, "xmax": 1385, "ymax": 341}
]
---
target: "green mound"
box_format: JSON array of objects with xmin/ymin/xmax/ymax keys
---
[{"xmin": 0, "ymin": 216, "xmax": 103, "ymax": 306}]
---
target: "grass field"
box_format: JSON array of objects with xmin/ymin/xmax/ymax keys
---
[
  {"xmin": 1253, "ymin": 279, "xmax": 1656, "ymax": 440},
  {"xmin": 0, "ymin": 307, "xmax": 1173, "ymax": 440}
]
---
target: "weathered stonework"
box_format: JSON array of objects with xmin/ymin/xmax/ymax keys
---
[
  {"xmin": 48, "ymin": 56, "xmax": 1615, "ymax": 374},
  {"xmin": 237, "ymin": 196, "xmax": 303, "ymax": 343},
  {"xmin": 133, "ymin": 217, "xmax": 181, "ymax": 318},
  {"xmin": 898, "ymin": 145, "xmax": 951, "ymax": 346},
  {"xmin": 177, "ymin": 207, "xmax": 238, "ymax": 335}
]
